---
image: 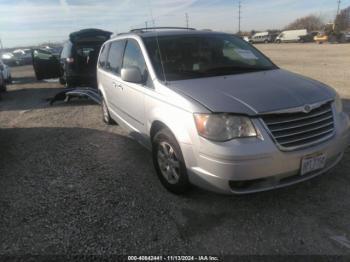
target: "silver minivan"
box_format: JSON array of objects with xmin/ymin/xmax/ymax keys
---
[{"xmin": 97, "ymin": 27, "xmax": 350, "ymax": 195}]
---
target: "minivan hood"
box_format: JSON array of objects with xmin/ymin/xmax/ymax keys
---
[{"xmin": 169, "ymin": 69, "xmax": 335, "ymax": 115}]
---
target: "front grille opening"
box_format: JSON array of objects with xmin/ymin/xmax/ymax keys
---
[
  {"xmin": 261, "ymin": 102, "xmax": 335, "ymax": 150},
  {"xmin": 229, "ymin": 178, "xmax": 269, "ymax": 191}
]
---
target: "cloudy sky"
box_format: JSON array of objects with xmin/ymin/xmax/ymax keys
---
[{"xmin": 1, "ymin": 0, "xmax": 349, "ymax": 47}]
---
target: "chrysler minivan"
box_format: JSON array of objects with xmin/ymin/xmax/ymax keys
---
[{"xmin": 97, "ymin": 27, "xmax": 350, "ymax": 194}]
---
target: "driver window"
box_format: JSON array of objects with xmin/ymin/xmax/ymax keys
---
[{"xmin": 122, "ymin": 39, "xmax": 149, "ymax": 85}]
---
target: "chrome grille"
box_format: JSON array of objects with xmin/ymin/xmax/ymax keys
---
[{"xmin": 261, "ymin": 102, "xmax": 335, "ymax": 150}]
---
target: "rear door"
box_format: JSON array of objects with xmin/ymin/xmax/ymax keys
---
[
  {"xmin": 32, "ymin": 49, "xmax": 61, "ymax": 80},
  {"xmin": 69, "ymin": 29, "xmax": 112, "ymax": 83}
]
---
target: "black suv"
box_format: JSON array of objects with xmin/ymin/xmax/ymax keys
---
[{"xmin": 33, "ymin": 28, "xmax": 112, "ymax": 87}]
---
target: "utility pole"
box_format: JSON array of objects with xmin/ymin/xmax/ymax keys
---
[
  {"xmin": 145, "ymin": 21, "xmax": 148, "ymax": 29},
  {"xmin": 334, "ymin": 0, "xmax": 341, "ymax": 31},
  {"xmin": 185, "ymin": 13, "xmax": 189, "ymax": 28},
  {"xmin": 238, "ymin": 0, "xmax": 242, "ymax": 35},
  {"xmin": 233, "ymin": 0, "xmax": 235, "ymax": 33},
  {"xmin": 336, "ymin": 0, "xmax": 341, "ymax": 15}
]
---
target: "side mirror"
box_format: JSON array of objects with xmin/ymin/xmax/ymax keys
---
[{"xmin": 121, "ymin": 67, "xmax": 143, "ymax": 84}]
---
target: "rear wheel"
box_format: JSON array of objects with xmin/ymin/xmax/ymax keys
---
[
  {"xmin": 152, "ymin": 128, "xmax": 191, "ymax": 194},
  {"xmin": 65, "ymin": 79, "xmax": 76, "ymax": 88},
  {"xmin": 0, "ymin": 81, "xmax": 7, "ymax": 92},
  {"xmin": 59, "ymin": 76, "xmax": 66, "ymax": 85},
  {"xmin": 6, "ymin": 75, "xmax": 12, "ymax": 84},
  {"xmin": 102, "ymin": 98, "xmax": 113, "ymax": 125}
]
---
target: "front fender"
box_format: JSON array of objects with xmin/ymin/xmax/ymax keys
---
[{"xmin": 147, "ymin": 104, "xmax": 195, "ymax": 146}]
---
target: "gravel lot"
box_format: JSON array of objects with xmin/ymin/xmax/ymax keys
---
[{"xmin": 1, "ymin": 43, "xmax": 350, "ymax": 255}]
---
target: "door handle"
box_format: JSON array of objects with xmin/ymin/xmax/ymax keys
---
[{"xmin": 112, "ymin": 82, "xmax": 123, "ymax": 90}]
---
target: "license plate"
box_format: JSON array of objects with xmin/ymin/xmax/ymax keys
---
[{"xmin": 301, "ymin": 153, "xmax": 327, "ymax": 176}]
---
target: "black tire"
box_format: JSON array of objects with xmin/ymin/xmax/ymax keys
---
[
  {"xmin": 7, "ymin": 75, "xmax": 12, "ymax": 84},
  {"xmin": 59, "ymin": 76, "xmax": 66, "ymax": 85},
  {"xmin": 152, "ymin": 128, "xmax": 191, "ymax": 194},
  {"xmin": 0, "ymin": 81, "xmax": 7, "ymax": 92},
  {"xmin": 101, "ymin": 98, "xmax": 113, "ymax": 125},
  {"xmin": 65, "ymin": 79, "xmax": 75, "ymax": 88}
]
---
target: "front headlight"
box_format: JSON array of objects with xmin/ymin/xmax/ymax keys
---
[
  {"xmin": 335, "ymin": 93, "xmax": 343, "ymax": 113},
  {"xmin": 194, "ymin": 113, "xmax": 257, "ymax": 142}
]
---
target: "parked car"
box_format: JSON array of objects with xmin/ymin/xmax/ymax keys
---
[
  {"xmin": 249, "ymin": 32, "xmax": 274, "ymax": 44},
  {"xmin": 299, "ymin": 31, "xmax": 319, "ymax": 43},
  {"xmin": 0, "ymin": 59, "xmax": 12, "ymax": 84},
  {"xmin": 97, "ymin": 27, "xmax": 350, "ymax": 195},
  {"xmin": 340, "ymin": 32, "xmax": 350, "ymax": 43},
  {"xmin": 12, "ymin": 49, "xmax": 33, "ymax": 65},
  {"xmin": 276, "ymin": 29, "xmax": 308, "ymax": 43},
  {"xmin": 32, "ymin": 28, "xmax": 112, "ymax": 87},
  {"xmin": 242, "ymin": 36, "xmax": 250, "ymax": 42},
  {"xmin": 314, "ymin": 32, "xmax": 329, "ymax": 44},
  {"xmin": 1, "ymin": 52, "xmax": 20, "ymax": 66}
]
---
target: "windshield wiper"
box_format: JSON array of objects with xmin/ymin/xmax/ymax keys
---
[{"xmin": 203, "ymin": 66, "xmax": 274, "ymax": 73}]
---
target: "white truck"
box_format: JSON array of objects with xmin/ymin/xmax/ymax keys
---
[{"xmin": 275, "ymin": 29, "xmax": 307, "ymax": 43}]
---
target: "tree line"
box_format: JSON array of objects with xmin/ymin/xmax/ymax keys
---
[{"xmin": 285, "ymin": 6, "xmax": 350, "ymax": 32}]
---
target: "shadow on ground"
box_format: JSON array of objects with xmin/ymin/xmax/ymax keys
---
[
  {"xmin": 11, "ymin": 76, "xmax": 43, "ymax": 85},
  {"xmin": 0, "ymin": 87, "xmax": 97, "ymax": 112},
  {"xmin": 0, "ymin": 127, "xmax": 350, "ymax": 254}
]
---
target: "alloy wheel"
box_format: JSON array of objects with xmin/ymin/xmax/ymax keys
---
[{"xmin": 157, "ymin": 141, "xmax": 180, "ymax": 184}]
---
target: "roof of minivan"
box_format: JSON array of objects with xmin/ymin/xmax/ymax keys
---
[
  {"xmin": 69, "ymin": 28, "xmax": 112, "ymax": 43},
  {"xmin": 113, "ymin": 30, "xmax": 228, "ymax": 39}
]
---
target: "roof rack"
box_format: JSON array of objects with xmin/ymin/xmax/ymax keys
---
[{"xmin": 130, "ymin": 27, "xmax": 196, "ymax": 33}]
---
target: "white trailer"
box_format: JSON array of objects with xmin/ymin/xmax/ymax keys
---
[{"xmin": 275, "ymin": 29, "xmax": 307, "ymax": 43}]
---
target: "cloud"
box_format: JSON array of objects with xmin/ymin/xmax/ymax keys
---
[
  {"xmin": 0, "ymin": 0, "xmax": 349, "ymax": 47},
  {"xmin": 59, "ymin": 0, "xmax": 70, "ymax": 12}
]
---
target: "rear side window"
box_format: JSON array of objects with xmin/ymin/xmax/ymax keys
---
[
  {"xmin": 106, "ymin": 40, "xmax": 125, "ymax": 75},
  {"xmin": 98, "ymin": 43, "xmax": 110, "ymax": 68},
  {"xmin": 122, "ymin": 39, "xmax": 147, "ymax": 78},
  {"xmin": 61, "ymin": 41, "xmax": 72, "ymax": 59}
]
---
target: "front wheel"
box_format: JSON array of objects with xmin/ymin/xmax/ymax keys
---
[{"xmin": 152, "ymin": 128, "xmax": 191, "ymax": 194}]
